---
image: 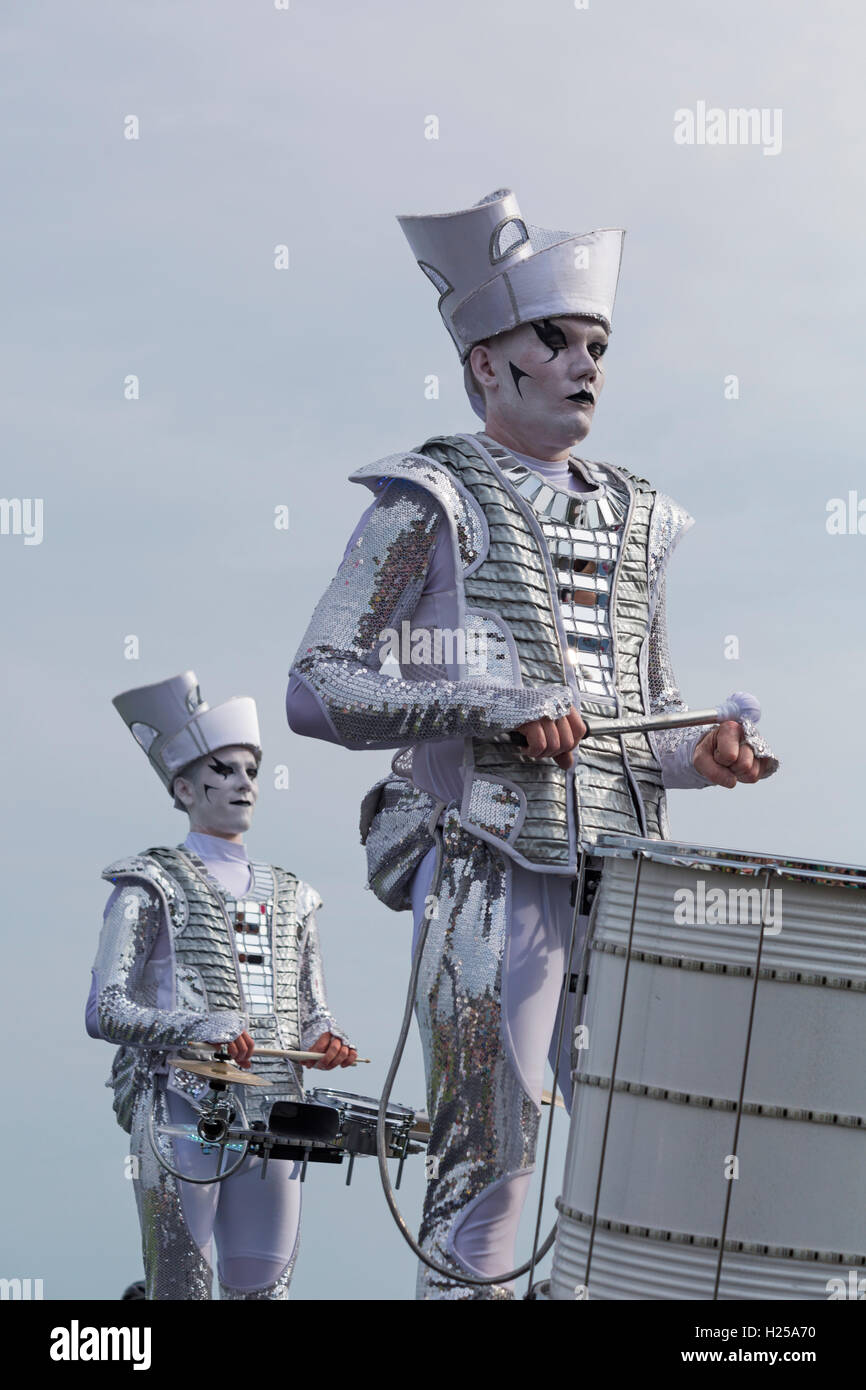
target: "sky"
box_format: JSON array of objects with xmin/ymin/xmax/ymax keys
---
[{"xmin": 1, "ymin": 0, "xmax": 864, "ymax": 1301}]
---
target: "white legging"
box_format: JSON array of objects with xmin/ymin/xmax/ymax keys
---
[
  {"xmin": 166, "ymin": 1089, "xmax": 302, "ymax": 1293},
  {"xmin": 411, "ymin": 846, "xmax": 585, "ymax": 1282}
]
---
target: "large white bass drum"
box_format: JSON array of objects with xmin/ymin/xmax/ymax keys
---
[{"xmin": 549, "ymin": 835, "xmax": 866, "ymax": 1300}]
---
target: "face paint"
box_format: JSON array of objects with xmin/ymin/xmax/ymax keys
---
[
  {"xmin": 477, "ymin": 314, "xmax": 609, "ymax": 452},
  {"xmin": 531, "ymin": 318, "xmax": 569, "ymax": 359},
  {"xmin": 509, "ymin": 361, "xmax": 532, "ymax": 396},
  {"xmin": 175, "ymin": 744, "xmax": 260, "ymax": 838}
]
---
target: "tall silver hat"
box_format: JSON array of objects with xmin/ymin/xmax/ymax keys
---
[
  {"xmin": 397, "ymin": 188, "xmax": 625, "ymax": 419},
  {"xmin": 113, "ymin": 671, "xmax": 262, "ymax": 809}
]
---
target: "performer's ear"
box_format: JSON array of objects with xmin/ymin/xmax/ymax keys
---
[
  {"xmin": 468, "ymin": 340, "xmax": 494, "ymax": 395},
  {"xmin": 172, "ymin": 770, "xmax": 195, "ymax": 812}
]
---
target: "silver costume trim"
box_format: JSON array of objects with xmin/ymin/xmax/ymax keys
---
[
  {"xmin": 441, "ymin": 432, "xmax": 669, "ymax": 855},
  {"xmin": 95, "ymin": 848, "xmax": 345, "ymax": 1129},
  {"xmin": 130, "ymin": 1082, "xmax": 214, "ymax": 1300},
  {"xmin": 296, "ymin": 880, "xmax": 349, "ymax": 1050},
  {"xmin": 360, "ymin": 765, "xmax": 441, "ymax": 912},
  {"xmin": 290, "ymin": 469, "xmax": 573, "ymax": 752},
  {"xmin": 224, "ymin": 862, "xmax": 275, "ymax": 1017},
  {"xmin": 96, "ymin": 850, "xmax": 345, "ymax": 1299},
  {"xmin": 414, "ymin": 810, "xmax": 539, "ymax": 1299}
]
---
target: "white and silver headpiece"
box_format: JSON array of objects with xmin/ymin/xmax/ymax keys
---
[
  {"xmin": 397, "ymin": 188, "xmax": 625, "ymax": 419},
  {"xmin": 113, "ymin": 670, "xmax": 262, "ymax": 808}
]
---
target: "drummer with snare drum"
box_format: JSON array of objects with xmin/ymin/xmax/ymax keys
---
[{"xmin": 86, "ymin": 670, "xmax": 356, "ymax": 1300}]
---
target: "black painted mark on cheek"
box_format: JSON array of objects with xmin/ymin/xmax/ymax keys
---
[{"xmin": 509, "ymin": 361, "xmax": 532, "ymax": 397}]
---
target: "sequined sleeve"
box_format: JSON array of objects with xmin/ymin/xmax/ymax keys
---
[
  {"xmin": 295, "ymin": 883, "xmax": 350, "ymax": 1050},
  {"xmin": 648, "ymin": 575, "xmax": 779, "ymax": 787},
  {"xmin": 92, "ymin": 879, "xmax": 247, "ymax": 1049},
  {"xmin": 289, "ymin": 478, "xmax": 573, "ymax": 750}
]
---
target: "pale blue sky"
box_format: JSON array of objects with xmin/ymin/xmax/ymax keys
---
[{"xmin": 2, "ymin": 0, "xmax": 864, "ymax": 1300}]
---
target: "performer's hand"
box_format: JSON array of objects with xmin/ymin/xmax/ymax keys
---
[
  {"xmin": 693, "ymin": 721, "xmax": 772, "ymax": 788},
  {"xmin": 304, "ymin": 1032, "xmax": 358, "ymax": 1070},
  {"xmin": 209, "ymin": 1031, "xmax": 255, "ymax": 1069},
  {"xmin": 515, "ymin": 706, "xmax": 586, "ymax": 769}
]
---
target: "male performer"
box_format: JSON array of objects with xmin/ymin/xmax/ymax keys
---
[
  {"xmin": 285, "ymin": 190, "xmax": 778, "ymax": 1298},
  {"xmin": 87, "ymin": 671, "xmax": 356, "ymax": 1300}
]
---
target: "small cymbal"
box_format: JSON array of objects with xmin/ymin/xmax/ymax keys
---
[{"xmin": 167, "ymin": 1056, "xmax": 270, "ymax": 1087}]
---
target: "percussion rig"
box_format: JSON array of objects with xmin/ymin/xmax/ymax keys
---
[
  {"xmin": 372, "ymin": 690, "xmax": 781, "ymax": 1295},
  {"xmin": 147, "ymin": 1043, "xmax": 429, "ymax": 1188}
]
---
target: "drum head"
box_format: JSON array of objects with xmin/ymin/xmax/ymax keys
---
[{"xmin": 309, "ymin": 1089, "xmax": 416, "ymax": 1124}]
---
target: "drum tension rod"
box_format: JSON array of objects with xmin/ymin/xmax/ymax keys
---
[
  {"xmin": 395, "ymin": 1132, "xmax": 410, "ymax": 1190},
  {"xmin": 345, "ymin": 1152, "xmax": 356, "ymax": 1187},
  {"xmin": 568, "ymin": 866, "xmax": 601, "ymax": 991}
]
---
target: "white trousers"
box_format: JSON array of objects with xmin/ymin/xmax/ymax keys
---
[
  {"xmin": 167, "ymin": 1090, "xmax": 302, "ymax": 1295},
  {"xmin": 131, "ymin": 1082, "xmax": 302, "ymax": 1298}
]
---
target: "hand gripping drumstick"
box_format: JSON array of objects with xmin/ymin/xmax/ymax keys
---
[
  {"xmin": 508, "ymin": 690, "xmax": 762, "ymax": 746},
  {"xmin": 183, "ymin": 1043, "xmax": 370, "ymax": 1065}
]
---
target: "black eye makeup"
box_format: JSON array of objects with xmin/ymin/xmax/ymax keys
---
[
  {"xmin": 207, "ymin": 757, "xmax": 233, "ymax": 779},
  {"xmin": 531, "ymin": 318, "xmax": 569, "ymax": 358}
]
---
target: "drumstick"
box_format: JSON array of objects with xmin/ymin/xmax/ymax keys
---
[
  {"xmin": 252, "ymin": 1048, "xmax": 371, "ymax": 1065},
  {"xmin": 508, "ymin": 691, "xmax": 761, "ymax": 746},
  {"xmin": 183, "ymin": 1043, "xmax": 370, "ymax": 1065},
  {"xmin": 541, "ymin": 1088, "xmax": 566, "ymax": 1111}
]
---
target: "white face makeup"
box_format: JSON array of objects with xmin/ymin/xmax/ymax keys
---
[
  {"xmin": 469, "ymin": 314, "xmax": 609, "ymax": 460},
  {"xmin": 173, "ymin": 744, "xmax": 260, "ymax": 840}
]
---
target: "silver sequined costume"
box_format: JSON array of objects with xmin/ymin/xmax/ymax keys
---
[
  {"xmin": 90, "ymin": 841, "xmax": 346, "ymax": 1299},
  {"xmin": 288, "ymin": 429, "xmax": 778, "ymax": 1298}
]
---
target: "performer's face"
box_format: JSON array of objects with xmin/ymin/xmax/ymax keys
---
[
  {"xmin": 470, "ymin": 315, "xmax": 608, "ymax": 455},
  {"xmin": 173, "ymin": 745, "xmax": 260, "ymax": 839}
]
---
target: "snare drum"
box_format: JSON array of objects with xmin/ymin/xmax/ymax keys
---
[
  {"xmin": 550, "ymin": 834, "xmax": 866, "ymax": 1300},
  {"xmin": 308, "ymin": 1089, "xmax": 420, "ymax": 1157}
]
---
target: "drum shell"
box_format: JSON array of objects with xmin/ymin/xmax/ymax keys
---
[{"xmin": 551, "ymin": 845, "xmax": 866, "ymax": 1300}]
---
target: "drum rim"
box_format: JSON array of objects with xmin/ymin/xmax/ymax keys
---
[
  {"xmin": 592, "ymin": 833, "xmax": 866, "ymax": 888},
  {"xmin": 308, "ymin": 1087, "xmax": 416, "ymax": 1120}
]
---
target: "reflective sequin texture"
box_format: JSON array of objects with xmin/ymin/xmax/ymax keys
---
[
  {"xmin": 466, "ymin": 778, "xmax": 522, "ymax": 840},
  {"xmin": 290, "ymin": 473, "xmax": 572, "ymax": 752},
  {"xmin": 94, "ymin": 848, "xmax": 343, "ymax": 1298},
  {"xmin": 130, "ymin": 1082, "xmax": 213, "ymax": 1300},
  {"xmin": 414, "ymin": 810, "xmax": 540, "ymax": 1299},
  {"xmin": 360, "ymin": 758, "xmax": 441, "ymax": 911}
]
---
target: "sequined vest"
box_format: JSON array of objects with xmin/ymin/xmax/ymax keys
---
[
  {"xmin": 352, "ymin": 433, "xmax": 670, "ymax": 874},
  {"xmin": 106, "ymin": 845, "xmax": 305, "ymax": 1123}
]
